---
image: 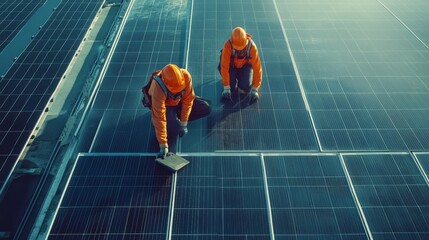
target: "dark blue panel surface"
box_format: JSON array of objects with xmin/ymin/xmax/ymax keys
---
[
  {"xmin": 88, "ymin": 0, "xmax": 318, "ymax": 154},
  {"xmin": 275, "ymin": 0, "xmax": 429, "ymax": 150},
  {"xmin": 343, "ymin": 154, "xmax": 429, "ymax": 239},
  {"xmin": 0, "ymin": 0, "xmax": 45, "ymax": 51},
  {"xmin": 265, "ymin": 155, "xmax": 367, "ymax": 239},
  {"xmin": 0, "ymin": 0, "xmax": 103, "ymax": 191},
  {"xmin": 88, "ymin": 0, "xmax": 189, "ymax": 153},
  {"xmin": 172, "ymin": 155, "xmax": 271, "ymax": 238},
  {"xmin": 48, "ymin": 155, "xmax": 172, "ymax": 239},
  {"xmin": 179, "ymin": 0, "xmax": 318, "ymax": 152}
]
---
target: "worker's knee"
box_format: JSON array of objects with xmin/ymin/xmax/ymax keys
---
[{"xmin": 189, "ymin": 97, "xmax": 211, "ymax": 121}]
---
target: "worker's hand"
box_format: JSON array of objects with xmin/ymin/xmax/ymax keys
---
[
  {"xmin": 250, "ymin": 88, "xmax": 259, "ymax": 103},
  {"xmin": 179, "ymin": 122, "xmax": 188, "ymax": 138},
  {"xmin": 157, "ymin": 146, "xmax": 168, "ymax": 159},
  {"xmin": 221, "ymin": 88, "xmax": 232, "ymax": 102}
]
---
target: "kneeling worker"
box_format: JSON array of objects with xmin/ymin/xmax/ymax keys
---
[
  {"xmin": 219, "ymin": 27, "xmax": 263, "ymax": 102},
  {"xmin": 144, "ymin": 64, "xmax": 211, "ymax": 158}
]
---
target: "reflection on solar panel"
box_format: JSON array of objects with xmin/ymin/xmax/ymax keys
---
[
  {"xmin": 265, "ymin": 155, "xmax": 367, "ymax": 238},
  {"xmin": 48, "ymin": 155, "xmax": 172, "ymax": 239},
  {"xmin": 89, "ymin": 0, "xmax": 188, "ymax": 153},
  {"xmin": 0, "ymin": 0, "xmax": 45, "ymax": 51},
  {"xmin": 342, "ymin": 153, "xmax": 429, "ymax": 239},
  {"xmin": 0, "ymin": 0, "xmax": 103, "ymax": 191},
  {"xmin": 275, "ymin": 0, "xmax": 429, "ymax": 151},
  {"xmin": 45, "ymin": 0, "xmax": 429, "ymax": 238},
  {"xmin": 180, "ymin": 0, "xmax": 318, "ymax": 152}
]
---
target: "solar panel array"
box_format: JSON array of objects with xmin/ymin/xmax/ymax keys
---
[
  {"xmin": 275, "ymin": 0, "xmax": 429, "ymax": 150},
  {"xmin": 0, "ymin": 0, "xmax": 103, "ymax": 191},
  {"xmin": 265, "ymin": 155, "xmax": 367, "ymax": 239},
  {"xmin": 0, "ymin": 0, "xmax": 45, "ymax": 51},
  {"xmin": 45, "ymin": 0, "xmax": 429, "ymax": 239},
  {"xmin": 89, "ymin": 0, "xmax": 189, "ymax": 153},
  {"xmin": 48, "ymin": 155, "xmax": 172, "ymax": 239}
]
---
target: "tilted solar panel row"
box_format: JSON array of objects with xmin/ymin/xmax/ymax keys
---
[
  {"xmin": 47, "ymin": 153, "xmax": 429, "ymax": 239},
  {"xmin": 0, "ymin": 0, "xmax": 104, "ymax": 192},
  {"xmin": 0, "ymin": 0, "xmax": 46, "ymax": 51}
]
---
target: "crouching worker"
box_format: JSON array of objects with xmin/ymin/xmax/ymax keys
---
[
  {"xmin": 142, "ymin": 64, "xmax": 211, "ymax": 158},
  {"xmin": 219, "ymin": 27, "xmax": 263, "ymax": 103}
]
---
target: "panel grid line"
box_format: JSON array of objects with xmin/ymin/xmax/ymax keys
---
[
  {"xmin": 271, "ymin": 0, "xmax": 322, "ymax": 151},
  {"xmin": 412, "ymin": 152, "xmax": 429, "ymax": 187},
  {"xmin": 260, "ymin": 154, "xmax": 276, "ymax": 240},
  {"xmin": 376, "ymin": 0, "xmax": 429, "ymax": 51},
  {"xmin": 339, "ymin": 153, "xmax": 374, "ymax": 240}
]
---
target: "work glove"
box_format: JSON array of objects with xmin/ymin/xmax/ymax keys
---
[
  {"xmin": 250, "ymin": 88, "xmax": 259, "ymax": 103},
  {"xmin": 179, "ymin": 121, "xmax": 188, "ymax": 138},
  {"xmin": 221, "ymin": 87, "xmax": 232, "ymax": 102},
  {"xmin": 157, "ymin": 145, "xmax": 168, "ymax": 159}
]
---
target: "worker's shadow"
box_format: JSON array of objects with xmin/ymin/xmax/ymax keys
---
[{"xmin": 199, "ymin": 81, "xmax": 259, "ymax": 134}]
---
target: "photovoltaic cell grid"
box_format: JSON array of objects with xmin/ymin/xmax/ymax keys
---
[
  {"xmin": 264, "ymin": 155, "xmax": 367, "ymax": 239},
  {"xmin": 48, "ymin": 155, "xmax": 172, "ymax": 239},
  {"xmin": 0, "ymin": 0, "xmax": 45, "ymax": 51},
  {"xmin": 378, "ymin": 0, "xmax": 429, "ymax": 48},
  {"xmin": 172, "ymin": 156, "xmax": 271, "ymax": 239},
  {"xmin": 180, "ymin": 0, "xmax": 318, "ymax": 152},
  {"xmin": 343, "ymin": 154, "xmax": 429, "ymax": 239},
  {"xmin": 47, "ymin": 0, "xmax": 429, "ymax": 239},
  {"xmin": 89, "ymin": 0, "xmax": 189, "ymax": 153},
  {"xmin": 0, "ymin": 0, "xmax": 103, "ymax": 190},
  {"xmin": 415, "ymin": 153, "xmax": 429, "ymax": 181},
  {"xmin": 275, "ymin": 0, "xmax": 429, "ymax": 150}
]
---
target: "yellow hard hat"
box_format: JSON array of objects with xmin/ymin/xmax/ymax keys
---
[
  {"xmin": 231, "ymin": 27, "xmax": 248, "ymax": 50},
  {"xmin": 161, "ymin": 64, "xmax": 185, "ymax": 94}
]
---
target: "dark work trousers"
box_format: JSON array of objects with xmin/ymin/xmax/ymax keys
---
[
  {"xmin": 229, "ymin": 63, "xmax": 253, "ymax": 93},
  {"xmin": 165, "ymin": 97, "xmax": 211, "ymax": 152}
]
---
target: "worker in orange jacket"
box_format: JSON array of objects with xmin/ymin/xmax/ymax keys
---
[
  {"xmin": 148, "ymin": 64, "xmax": 211, "ymax": 158},
  {"xmin": 219, "ymin": 27, "xmax": 262, "ymax": 103}
]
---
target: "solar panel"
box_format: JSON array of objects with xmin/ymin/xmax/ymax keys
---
[
  {"xmin": 47, "ymin": 155, "xmax": 172, "ymax": 239},
  {"xmin": 0, "ymin": 0, "xmax": 103, "ymax": 192},
  {"xmin": 342, "ymin": 153, "xmax": 429, "ymax": 239},
  {"xmin": 179, "ymin": 0, "xmax": 318, "ymax": 152},
  {"xmin": 414, "ymin": 153, "xmax": 429, "ymax": 183},
  {"xmin": 264, "ymin": 154, "xmax": 368, "ymax": 238},
  {"xmin": 377, "ymin": 0, "xmax": 429, "ymax": 48},
  {"xmin": 43, "ymin": 0, "xmax": 429, "ymax": 238},
  {"xmin": 0, "ymin": 0, "xmax": 45, "ymax": 51},
  {"xmin": 274, "ymin": 0, "xmax": 429, "ymax": 151},
  {"xmin": 172, "ymin": 155, "xmax": 271, "ymax": 238},
  {"xmin": 88, "ymin": 0, "xmax": 189, "ymax": 153}
]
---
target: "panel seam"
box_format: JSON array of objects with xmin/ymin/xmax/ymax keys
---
[
  {"xmin": 260, "ymin": 154, "xmax": 276, "ymax": 240},
  {"xmin": 271, "ymin": 0, "xmax": 323, "ymax": 151},
  {"xmin": 339, "ymin": 154, "xmax": 374, "ymax": 240},
  {"xmin": 166, "ymin": 173, "xmax": 177, "ymax": 240},
  {"xmin": 44, "ymin": 153, "xmax": 83, "ymax": 239},
  {"xmin": 411, "ymin": 152, "xmax": 429, "ymax": 187},
  {"xmin": 375, "ymin": 0, "xmax": 429, "ymax": 51}
]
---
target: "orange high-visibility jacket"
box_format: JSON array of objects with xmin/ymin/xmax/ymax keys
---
[
  {"xmin": 148, "ymin": 69, "xmax": 195, "ymax": 147},
  {"xmin": 220, "ymin": 33, "xmax": 263, "ymax": 89}
]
